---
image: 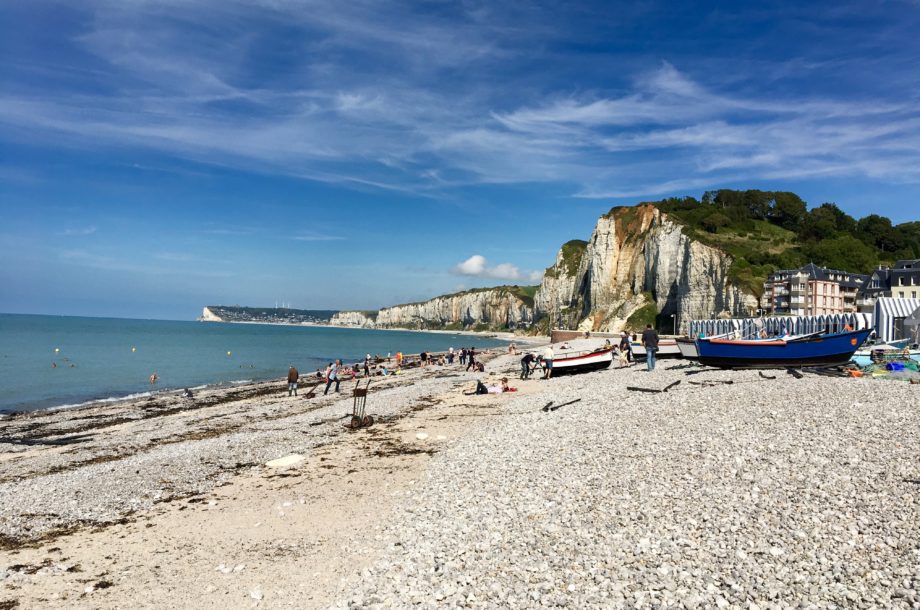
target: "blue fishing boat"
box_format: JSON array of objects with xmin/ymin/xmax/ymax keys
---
[{"xmin": 696, "ymin": 329, "xmax": 872, "ymax": 369}]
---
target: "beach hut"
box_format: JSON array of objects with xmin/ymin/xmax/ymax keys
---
[
  {"xmin": 904, "ymin": 304, "xmax": 920, "ymax": 345},
  {"xmin": 874, "ymin": 297, "xmax": 920, "ymax": 343}
]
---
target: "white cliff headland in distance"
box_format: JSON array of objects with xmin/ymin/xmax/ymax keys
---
[
  {"xmin": 533, "ymin": 204, "xmax": 759, "ymax": 333},
  {"xmin": 329, "ymin": 287, "xmax": 536, "ymax": 331}
]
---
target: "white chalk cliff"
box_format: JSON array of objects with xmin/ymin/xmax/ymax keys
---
[
  {"xmin": 330, "ymin": 288, "xmax": 535, "ymax": 330},
  {"xmin": 533, "ymin": 204, "xmax": 759, "ymax": 333}
]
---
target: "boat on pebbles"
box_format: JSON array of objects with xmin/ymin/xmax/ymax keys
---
[
  {"xmin": 547, "ymin": 348, "xmax": 613, "ymax": 375},
  {"xmin": 695, "ymin": 328, "xmax": 872, "ymax": 369}
]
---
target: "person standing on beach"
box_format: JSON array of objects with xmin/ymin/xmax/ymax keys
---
[
  {"xmin": 542, "ymin": 346, "xmax": 554, "ymax": 379},
  {"xmin": 466, "ymin": 347, "xmax": 477, "ymax": 371},
  {"xmin": 619, "ymin": 332, "xmax": 632, "ymax": 363},
  {"xmin": 641, "ymin": 324, "xmax": 660, "ymax": 371},
  {"xmin": 520, "ymin": 352, "xmax": 535, "ymax": 380},
  {"xmin": 447, "ymin": 347, "xmax": 454, "ymax": 364},
  {"xmin": 363, "ymin": 355, "xmax": 370, "ymax": 377},
  {"xmin": 324, "ymin": 360, "xmax": 341, "ymax": 394},
  {"xmin": 287, "ymin": 365, "xmax": 299, "ymax": 396},
  {"xmin": 459, "ymin": 348, "xmax": 467, "ymax": 366}
]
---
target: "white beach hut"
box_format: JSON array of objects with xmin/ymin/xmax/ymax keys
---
[{"xmin": 873, "ymin": 297, "xmax": 920, "ymax": 343}]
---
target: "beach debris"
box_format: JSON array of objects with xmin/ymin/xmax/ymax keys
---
[
  {"xmin": 688, "ymin": 380, "xmax": 734, "ymax": 387},
  {"xmin": 415, "ymin": 432, "xmax": 429, "ymax": 441},
  {"xmin": 265, "ymin": 454, "xmax": 305, "ymax": 469},
  {"xmin": 786, "ymin": 368, "xmax": 804, "ymax": 379},
  {"xmin": 758, "ymin": 372, "xmax": 777, "ymax": 379},
  {"xmin": 626, "ymin": 381, "xmax": 682, "ymax": 393},
  {"xmin": 540, "ymin": 401, "xmax": 554, "ymax": 412},
  {"xmin": 542, "ymin": 398, "xmax": 582, "ymax": 412}
]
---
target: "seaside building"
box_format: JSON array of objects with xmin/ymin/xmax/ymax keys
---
[
  {"xmin": 856, "ymin": 259, "xmax": 920, "ymax": 313},
  {"xmin": 760, "ymin": 263, "xmax": 868, "ymax": 316}
]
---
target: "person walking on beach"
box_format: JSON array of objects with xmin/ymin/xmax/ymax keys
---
[
  {"xmin": 287, "ymin": 365, "xmax": 299, "ymax": 396},
  {"xmin": 459, "ymin": 348, "xmax": 467, "ymax": 366},
  {"xmin": 363, "ymin": 355, "xmax": 370, "ymax": 377},
  {"xmin": 618, "ymin": 331, "xmax": 632, "ymax": 363},
  {"xmin": 520, "ymin": 352, "xmax": 535, "ymax": 380},
  {"xmin": 324, "ymin": 360, "xmax": 341, "ymax": 394},
  {"xmin": 641, "ymin": 324, "xmax": 660, "ymax": 371},
  {"xmin": 465, "ymin": 347, "xmax": 477, "ymax": 371},
  {"xmin": 542, "ymin": 346, "xmax": 554, "ymax": 379}
]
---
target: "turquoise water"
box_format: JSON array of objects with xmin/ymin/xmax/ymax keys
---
[{"xmin": 0, "ymin": 314, "xmax": 508, "ymax": 412}]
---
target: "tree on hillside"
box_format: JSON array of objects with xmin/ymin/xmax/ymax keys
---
[
  {"xmin": 804, "ymin": 235, "xmax": 877, "ymax": 272},
  {"xmin": 857, "ymin": 214, "xmax": 904, "ymax": 252},
  {"xmin": 801, "ymin": 203, "xmax": 858, "ymax": 241},
  {"xmin": 768, "ymin": 192, "xmax": 807, "ymax": 230}
]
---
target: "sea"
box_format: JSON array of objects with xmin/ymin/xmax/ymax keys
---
[{"xmin": 0, "ymin": 314, "xmax": 509, "ymax": 413}]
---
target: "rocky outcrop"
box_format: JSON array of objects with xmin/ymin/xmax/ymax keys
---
[
  {"xmin": 199, "ymin": 307, "xmax": 224, "ymax": 322},
  {"xmin": 534, "ymin": 240, "xmax": 587, "ymax": 329},
  {"xmin": 331, "ymin": 287, "xmax": 535, "ymax": 331},
  {"xmin": 533, "ymin": 205, "xmax": 759, "ymax": 333}
]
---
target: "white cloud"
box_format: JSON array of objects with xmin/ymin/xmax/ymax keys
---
[{"xmin": 451, "ymin": 255, "xmax": 542, "ymax": 283}]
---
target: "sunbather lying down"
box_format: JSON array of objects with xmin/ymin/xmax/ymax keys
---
[{"xmin": 466, "ymin": 377, "xmax": 517, "ymax": 395}]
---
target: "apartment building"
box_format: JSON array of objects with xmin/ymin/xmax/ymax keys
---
[
  {"xmin": 761, "ymin": 263, "xmax": 868, "ymax": 316},
  {"xmin": 856, "ymin": 259, "xmax": 920, "ymax": 312}
]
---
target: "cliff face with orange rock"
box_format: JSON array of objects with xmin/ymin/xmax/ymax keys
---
[{"xmin": 533, "ymin": 205, "xmax": 758, "ymax": 333}]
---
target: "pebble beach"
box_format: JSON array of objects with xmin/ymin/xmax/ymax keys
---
[{"xmin": 1, "ymin": 340, "xmax": 918, "ymax": 608}]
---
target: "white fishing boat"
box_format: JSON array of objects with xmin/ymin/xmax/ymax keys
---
[
  {"xmin": 631, "ymin": 338, "xmax": 681, "ymax": 358},
  {"xmin": 545, "ymin": 347, "xmax": 613, "ymax": 375}
]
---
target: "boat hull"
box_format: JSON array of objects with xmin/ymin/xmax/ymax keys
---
[
  {"xmin": 676, "ymin": 337, "xmax": 699, "ymax": 359},
  {"xmin": 696, "ymin": 329, "xmax": 871, "ymax": 369},
  {"xmin": 631, "ymin": 339, "xmax": 681, "ymax": 358},
  {"xmin": 549, "ymin": 348, "xmax": 613, "ymax": 375}
]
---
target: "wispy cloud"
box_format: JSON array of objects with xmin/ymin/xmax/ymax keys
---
[
  {"xmin": 451, "ymin": 255, "xmax": 542, "ymax": 283},
  {"xmin": 59, "ymin": 226, "xmax": 97, "ymax": 236},
  {"xmin": 2, "ymin": 2, "xmax": 920, "ymax": 203}
]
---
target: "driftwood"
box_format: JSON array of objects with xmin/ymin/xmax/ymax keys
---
[
  {"xmin": 541, "ymin": 398, "xmax": 582, "ymax": 412},
  {"xmin": 758, "ymin": 372, "xmax": 777, "ymax": 380},
  {"xmin": 626, "ymin": 380, "xmax": 682, "ymax": 393},
  {"xmin": 688, "ymin": 380, "xmax": 734, "ymax": 387},
  {"xmin": 786, "ymin": 368, "xmax": 804, "ymax": 379}
]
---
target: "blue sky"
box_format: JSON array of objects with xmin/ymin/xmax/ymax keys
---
[{"xmin": 1, "ymin": 0, "xmax": 919, "ymax": 320}]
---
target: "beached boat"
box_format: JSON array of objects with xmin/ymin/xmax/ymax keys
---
[
  {"xmin": 676, "ymin": 337, "xmax": 699, "ymax": 359},
  {"xmin": 547, "ymin": 348, "xmax": 613, "ymax": 375},
  {"xmin": 630, "ymin": 338, "xmax": 681, "ymax": 358},
  {"xmin": 696, "ymin": 329, "xmax": 872, "ymax": 369}
]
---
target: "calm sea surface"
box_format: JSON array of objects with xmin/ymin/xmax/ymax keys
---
[{"xmin": 0, "ymin": 314, "xmax": 508, "ymax": 412}]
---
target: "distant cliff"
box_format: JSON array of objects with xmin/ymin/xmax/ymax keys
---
[
  {"xmin": 330, "ymin": 287, "xmax": 536, "ymax": 331},
  {"xmin": 199, "ymin": 306, "xmax": 337, "ymax": 324},
  {"xmin": 533, "ymin": 205, "xmax": 759, "ymax": 333}
]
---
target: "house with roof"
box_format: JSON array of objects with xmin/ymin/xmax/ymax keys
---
[
  {"xmin": 856, "ymin": 259, "xmax": 920, "ymax": 313},
  {"xmin": 760, "ymin": 263, "xmax": 868, "ymax": 316}
]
